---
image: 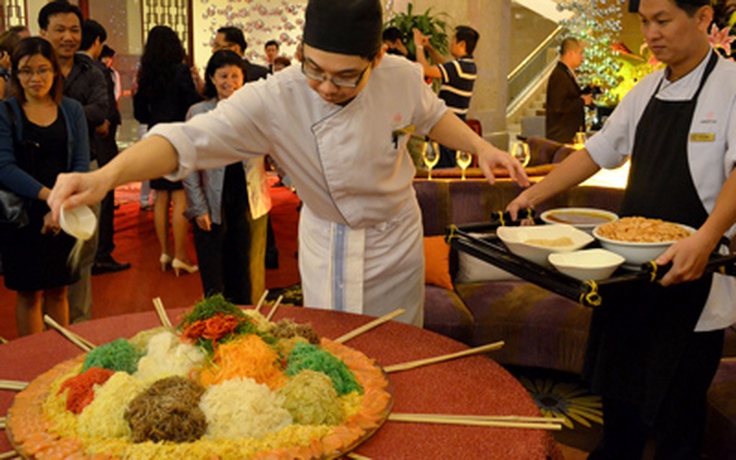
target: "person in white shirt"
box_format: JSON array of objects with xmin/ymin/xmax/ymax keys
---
[
  {"xmin": 507, "ymin": 0, "xmax": 736, "ymax": 457},
  {"xmin": 46, "ymin": 0, "xmax": 528, "ymax": 327}
]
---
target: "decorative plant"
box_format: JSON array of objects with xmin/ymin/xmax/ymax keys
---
[
  {"xmin": 384, "ymin": 3, "xmax": 450, "ymax": 60},
  {"xmin": 711, "ymin": 0, "xmax": 736, "ymax": 61}
]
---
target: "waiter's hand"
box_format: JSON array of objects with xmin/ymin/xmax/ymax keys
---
[
  {"xmin": 48, "ymin": 170, "xmax": 112, "ymax": 222},
  {"xmin": 656, "ymin": 231, "xmax": 713, "ymax": 286},
  {"xmin": 477, "ymin": 145, "xmax": 530, "ymax": 189},
  {"xmin": 506, "ymin": 192, "xmax": 535, "ymax": 225}
]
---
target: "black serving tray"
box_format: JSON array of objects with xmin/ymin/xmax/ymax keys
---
[{"xmin": 446, "ymin": 220, "xmax": 736, "ymax": 308}]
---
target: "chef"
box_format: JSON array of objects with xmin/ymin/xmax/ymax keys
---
[
  {"xmin": 46, "ymin": 0, "xmax": 528, "ymax": 326},
  {"xmin": 507, "ymin": 0, "xmax": 736, "ymax": 457}
]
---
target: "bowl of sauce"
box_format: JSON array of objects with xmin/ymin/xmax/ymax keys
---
[{"xmin": 540, "ymin": 208, "xmax": 618, "ymax": 233}]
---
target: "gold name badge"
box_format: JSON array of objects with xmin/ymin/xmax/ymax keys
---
[{"xmin": 690, "ymin": 133, "xmax": 715, "ymax": 142}]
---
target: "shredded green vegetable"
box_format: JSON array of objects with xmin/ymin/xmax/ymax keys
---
[
  {"xmin": 278, "ymin": 370, "xmax": 345, "ymax": 425},
  {"xmin": 285, "ymin": 342, "xmax": 362, "ymax": 396},
  {"xmin": 82, "ymin": 338, "xmax": 142, "ymax": 374}
]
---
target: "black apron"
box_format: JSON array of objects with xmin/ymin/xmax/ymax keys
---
[{"xmin": 583, "ymin": 51, "xmax": 718, "ymax": 424}]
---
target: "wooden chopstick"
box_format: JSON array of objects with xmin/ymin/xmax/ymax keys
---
[
  {"xmin": 265, "ymin": 295, "xmax": 283, "ymax": 322},
  {"xmin": 346, "ymin": 453, "xmax": 372, "ymax": 460},
  {"xmin": 0, "ymin": 336, "xmax": 7, "ymax": 345},
  {"xmin": 43, "ymin": 315, "xmax": 94, "ymax": 352},
  {"xmin": 384, "ymin": 341, "xmax": 505, "ymax": 373},
  {"xmin": 335, "ymin": 309, "xmax": 406, "ymax": 344},
  {"xmin": 0, "ymin": 416, "xmax": 5, "ymax": 429},
  {"xmin": 254, "ymin": 290, "xmax": 269, "ymax": 313},
  {"xmin": 0, "ymin": 380, "xmax": 27, "ymax": 391},
  {"xmin": 388, "ymin": 413, "xmax": 562, "ymax": 430},
  {"xmin": 152, "ymin": 297, "xmax": 173, "ymax": 329},
  {"xmin": 0, "ymin": 451, "xmax": 18, "ymax": 460}
]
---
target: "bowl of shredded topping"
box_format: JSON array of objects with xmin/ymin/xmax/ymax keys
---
[
  {"xmin": 497, "ymin": 224, "xmax": 595, "ymax": 266},
  {"xmin": 593, "ymin": 216, "xmax": 694, "ymax": 266}
]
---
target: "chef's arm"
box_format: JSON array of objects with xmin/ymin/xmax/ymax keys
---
[
  {"xmin": 657, "ymin": 167, "xmax": 736, "ymax": 286},
  {"xmin": 48, "ymin": 135, "xmax": 178, "ymax": 220},
  {"xmin": 427, "ymin": 111, "xmax": 529, "ymax": 187},
  {"xmin": 506, "ymin": 148, "xmax": 600, "ymax": 220}
]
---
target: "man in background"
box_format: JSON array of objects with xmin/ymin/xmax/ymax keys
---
[
  {"xmin": 382, "ymin": 26, "xmax": 414, "ymax": 60},
  {"xmin": 545, "ymin": 37, "xmax": 594, "ymax": 143},
  {"xmin": 213, "ymin": 27, "xmax": 269, "ymax": 82},
  {"xmin": 264, "ymin": 39, "xmax": 279, "ymax": 73},
  {"xmin": 80, "ymin": 20, "xmax": 129, "ymax": 277},
  {"xmin": 39, "ymin": 1, "xmax": 109, "ymax": 322},
  {"xmin": 413, "ymin": 25, "xmax": 479, "ymax": 167}
]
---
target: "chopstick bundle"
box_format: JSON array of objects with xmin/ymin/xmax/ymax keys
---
[
  {"xmin": 152, "ymin": 297, "xmax": 173, "ymax": 329},
  {"xmin": 335, "ymin": 309, "xmax": 406, "ymax": 344},
  {"xmin": 43, "ymin": 315, "xmax": 94, "ymax": 352},
  {"xmin": 0, "ymin": 380, "xmax": 27, "ymax": 391},
  {"xmin": 0, "ymin": 451, "xmax": 17, "ymax": 460},
  {"xmin": 0, "ymin": 416, "xmax": 6, "ymax": 429},
  {"xmin": 388, "ymin": 413, "xmax": 562, "ymax": 430},
  {"xmin": 254, "ymin": 290, "xmax": 269, "ymax": 313},
  {"xmin": 384, "ymin": 341, "xmax": 504, "ymax": 373},
  {"xmin": 265, "ymin": 295, "xmax": 284, "ymax": 322}
]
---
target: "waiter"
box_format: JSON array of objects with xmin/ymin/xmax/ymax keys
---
[
  {"xmin": 46, "ymin": 0, "xmax": 528, "ymax": 327},
  {"xmin": 508, "ymin": 0, "xmax": 736, "ymax": 457}
]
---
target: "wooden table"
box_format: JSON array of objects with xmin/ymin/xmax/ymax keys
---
[{"xmin": 0, "ymin": 306, "xmax": 561, "ymax": 459}]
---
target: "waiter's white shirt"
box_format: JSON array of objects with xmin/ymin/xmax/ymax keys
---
[
  {"xmin": 149, "ymin": 55, "xmax": 447, "ymax": 325},
  {"xmin": 586, "ymin": 51, "xmax": 736, "ymax": 331}
]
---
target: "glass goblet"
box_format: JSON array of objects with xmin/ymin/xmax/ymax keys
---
[
  {"xmin": 511, "ymin": 141, "xmax": 530, "ymax": 168},
  {"xmin": 422, "ymin": 141, "xmax": 440, "ymax": 180},
  {"xmin": 456, "ymin": 151, "xmax": 472, "ymax": 180}
]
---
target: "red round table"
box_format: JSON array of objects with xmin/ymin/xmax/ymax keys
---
[{"xmin": 0, "ymin": 306, "xmax": 561, "ymax": 459}]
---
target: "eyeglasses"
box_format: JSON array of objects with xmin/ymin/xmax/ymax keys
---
[
  {"xmin": 17, "ymin": 67, "xmax": 54, "ymax": 79},
  {"xmin": 301, "ymin": 60, "xmax": 371, "ymax": 89}
]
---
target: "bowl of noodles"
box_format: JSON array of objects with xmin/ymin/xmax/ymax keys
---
[{"xmin": 592, "ymin": 216, "xmax": 695, "ymax": 266}]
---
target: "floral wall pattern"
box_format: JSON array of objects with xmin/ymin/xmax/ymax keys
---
[{"xmin": 193, "ymin": 0, "xmax": 307, "ymax": 70}]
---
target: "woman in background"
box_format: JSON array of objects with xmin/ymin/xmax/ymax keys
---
[
  {"xmin": 183, "ymin": 50, "xmax": 270, "ymax": 304},
  {"xmin": 0, "ymin": 38, "xmax": 89, "ymax": 335},
  {"xmin": 134, "ymin": 25, "xmax": 201, "ymax": 275}
]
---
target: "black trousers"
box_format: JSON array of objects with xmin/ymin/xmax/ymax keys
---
[
  {"xmin": 95, "ymin": 126, "xmax": 118, "ymax": 260},
  {"xmin": 588, "ymin": 329, "xmax": 724, "ymax": 460}
]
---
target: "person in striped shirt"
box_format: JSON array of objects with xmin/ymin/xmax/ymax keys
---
[{"xmin": 413, "ymin": 26, "xmax": 479, "ymax": 167}]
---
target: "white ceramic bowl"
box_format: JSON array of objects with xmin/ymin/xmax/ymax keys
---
[
  {"xmin": 497, "ymin": 224, "xmax": 595, "ymax": 266},
  {"xmin": 592, "ymin": 223, "xmax": 695, "ymax": 266},
  {"xmin": 540, "ymin": 207, "xmax": 618, "ymax": 233},
  {"xmin": 60, "ymin": 205, "xmax": 96, "ymax": 241},
  {"xmin": 548, "ymin": 248, "xmax": 625, "ymax": 281}
]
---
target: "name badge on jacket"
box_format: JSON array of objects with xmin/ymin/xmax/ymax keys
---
[{"xmin": 690, "ymin": 132, "xmax": 715, "ymax": 142}]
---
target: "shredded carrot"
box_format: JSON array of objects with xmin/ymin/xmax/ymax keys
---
[
  {"xmin": 198, "ymin": 334, "xmax": 287, "ymax": 389},
  {"xmin": 58, "ymin": 367, "xmax": 116, "ymax": 414}
]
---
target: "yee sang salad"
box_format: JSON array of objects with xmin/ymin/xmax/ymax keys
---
[{"xmin": 7, "ymin": 295, "xmax": 392, "ymax": 459}]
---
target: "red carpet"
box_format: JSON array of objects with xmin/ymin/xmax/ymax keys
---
[{"xmin": 0, "ymin": 177, "xmax": 301, "ymax": 341}]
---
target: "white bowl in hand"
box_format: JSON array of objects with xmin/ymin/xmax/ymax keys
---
[
  {"xmin": 497, "ymin": 224, "xmax": 594, "ymax": 266},
  {"xmin": 548, "ymin": 248, "xmax": 625, "ymax": 281},
  {"xmin": 60, "ymin": 205, "xmax": 96, "ymax": 241},
  {"xmin": 592, "ymin": 223, "xmax": 695, "ymax": 266}
]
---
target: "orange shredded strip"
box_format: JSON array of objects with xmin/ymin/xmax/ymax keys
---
[
  {"xmin": 198, "ymin": 334, "xmax": 287, "ymax": 389},
  {"xmin": 58, "ymin": 367, "xmax": 116, "ymax": 414},
  {"xmin": 182, "ymin": 313, "xmax": 241, "ymax": 342}
]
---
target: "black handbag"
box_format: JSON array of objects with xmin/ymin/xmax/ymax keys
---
[{"xmin": 0, "ymin": 100, "xmax": 29, "ymax": 228}]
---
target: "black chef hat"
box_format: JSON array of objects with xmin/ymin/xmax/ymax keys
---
[{"xmin": 303, "ymin": 0, "xmax": 383, "ymax": 57}]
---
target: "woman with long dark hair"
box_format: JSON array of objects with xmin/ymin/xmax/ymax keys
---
[
  {"xmin": 0, "ymin": 37, "xmax": 89, "ymax": 335},
  {"xmin": 134, "ymin": 25, "xmax": 201, "ymax": 275}
]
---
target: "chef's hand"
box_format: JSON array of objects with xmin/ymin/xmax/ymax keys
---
[
  {"xmin": 655, "ymin": 231, "xmax": 713, "ymax": 286},
  {"xmin": 477, "ymin": 145, "xmax": 530, "ymax": 189},
  {"xmin": 196, "ymin": 213, "xmax": 212, "ymax": 232},
  {"xmin": 48, "ymin": 170, "xmax": 112, "ymax": 222}
]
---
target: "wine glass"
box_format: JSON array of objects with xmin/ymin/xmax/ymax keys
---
[
  {"xmin": 510, "ymin": 141, "xmax": 530, "ymax": 168},
  {"xmin": 422, "ymin": 141, "xmax": 440, "ymax": 180},
  {"xmin": 456, "ymin": 151, "xmax": 472, "ymax": 180}
]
